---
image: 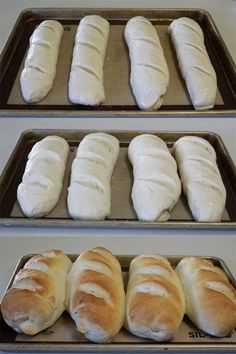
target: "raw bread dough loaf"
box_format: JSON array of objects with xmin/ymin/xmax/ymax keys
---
[
  {"xmin": 1, "ymin": 250, "xmax": 72, "ymax": 335},
  {"xmin": 176, "ymin": 257, "xmax": 236, "ymax": 337},
  {"xmin": 68, "ymin": 15, "xmax": 109, "ymax": 105},
  {"xmin": 169, "ymin": 17, "xmax": 217, "ymax": 110},
  {"xmin": 125, "ymin": 16, "xmax": 169, "ymax": 110},
  {"xmin": 173, "ymin": 136, "xmax": 226, "ymax": 221},
  {"xmin": 67, "ymin": 247, "xmax": 125, "ymax": 343},
  {"xmin": 17, "ymin": 136, "xmax": 69, "ymax": 217},
  {"xmin": 125, "ymin": 254, "xmax": 185, "ymax": 341},
  {"xmin": 67, "ymin": 132, "xmax": 119, "ymax": 220},
  {"xmin": 20, "ymin": 20, "xmax": 63, "ymax": 103},
  {"xmin": 128, "ymin": 134, "xmax": 181, "ymax": 221}
]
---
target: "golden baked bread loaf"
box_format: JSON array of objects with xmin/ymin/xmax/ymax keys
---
[
  {"xmin": 176, "ymin": 257, "xmax": 236, "ymax": 337},
  {"xmin": 1, "ymin": 250, "xmax": 72, "ymax": 335},
  {"xmin": 125, "ymin": 254, "xmax": 185, "ymax": 341},
  {"xmin": 67, "ymin": 247, "xmax": 125, "ymax": 343}
]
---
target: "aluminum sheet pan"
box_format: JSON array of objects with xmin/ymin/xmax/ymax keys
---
[
  {"xmin": 0, "ymin": 129, "xmax": 235, "ymax": 230},
  {"xmin": 0, "ymin": 8, "xmax": 235, "ymax": 117},
  {"xmin": 0, "ymin": 254, "xmax": 235, "ymax": 352}
]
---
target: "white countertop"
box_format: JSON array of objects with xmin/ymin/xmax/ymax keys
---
[{"xmin": 0, "ymin": 1, "xmax": 236, "ymax": 353}]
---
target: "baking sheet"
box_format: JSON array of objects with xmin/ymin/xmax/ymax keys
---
[
  {"xmin": 6, "ymin": 23, "xmax": 224, "ymax": 106},
  {"xmin": 0, "ymin": 254, "xmax": 235, "ymax": 352},
  {"xmin": 0, "ymin": 8, "xmax": 235, "ymax": 116},
  {"xmin": 0, "ymin": 129, "xmax": 235, "ymax": 229}
]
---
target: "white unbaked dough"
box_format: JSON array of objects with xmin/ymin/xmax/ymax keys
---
[
  {"xmin": 17, "ymin": 136, "xmax": 69, "ymax": 217},
  {"xmin": 68, "ymin": 15, "xmax": 109, "ymax": 106},
  {"xmin": 125, "ymin": 16, "xmax": 169, "ymax": 111},
  {"xmin": 128, "ymin": 134, "xmax": 181, "ymax": 221},
  {"xmin": 67, "ymin": 133, "xmax": 119, "ymax": 220},
  {"xmin": 173, "ymin": 136, "xmax": 226, "ymax": 221},
  {"xmin": 169, "ymin": 17, "xmax": 217, "ymax": 110},
  {"xmin": 20, "ymin": 20, "xmax": 63, "ymax": 103}
]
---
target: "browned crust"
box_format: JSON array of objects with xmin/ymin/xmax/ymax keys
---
[
  {"xmin": 127, "ymin": 273, "xmax": 183, "ymax": 331},
  {"xmin": 195, "ymin": 261, "xmax": 236, "ymax": 334},
  {"xmin": 69, "ymin": 247, "xmax": 124, "ymax": 340},
  {"xmin": 126, "ymin": 254, "xmax": 185, "ymax": 338},
  {"xmin": 1, "ymin": 249, "xmax": 71, "ymax": 335}
]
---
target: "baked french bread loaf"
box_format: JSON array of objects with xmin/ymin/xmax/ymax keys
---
[
  {"xmin": 67, "ymin": 132, "xmax": 119, "ymax": 220},
  {"xmin": 1, "ymin": 250, "xmax": 72, "ymax": 335},
  {"xmin": 125, "ymin": 254, "xmax": 185, "ymax": 341},
  {"xmin": 168, "ymin": 17, "xmax": 217, "ymax": 110},
  {"xmin": 20, "ymin": 20, "xmax": 63, "ymax": 103},
  {"xmin": 17, "ymin": 136, "xmax": 69, "ymax": 218},
  {"xmin": 176, "ymin": 257, "xmax": 236, "ymax": 337},
  {"xmin": 67, "ymin": 247, "xmax": 125, "ymax": 343},
  {"xmin": 125, "ymin": 16, "xmax": 169, "ymax": 110},
  {"xmin": 173, "ymin": 136, "xmax": 226, "ymax": 222},
  {"xmin": 68, "ymin": 15, "xmax": 109, "ymax": 106},
  {"xmin": 128, "ymin": 134, "xmax": 181, "ymax": 221}
]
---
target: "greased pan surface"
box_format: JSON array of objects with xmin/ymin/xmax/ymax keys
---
[
  {"xmin": 0, "ymin": 254, "xmax": 235, "ymax": 352},
  {"xmin": 0, "ymin": 8, "xmax": 235, "ymax": 116},
  {"xmin": 0, "ymin": 129, "xmax": 235, "ymax": 229}
]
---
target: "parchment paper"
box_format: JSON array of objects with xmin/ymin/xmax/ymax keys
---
[{"xmin": 8, "ymin": 24, "xmax": 223, "ymax": 107}]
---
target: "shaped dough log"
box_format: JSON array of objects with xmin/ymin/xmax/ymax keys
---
[
  {"xmin": 125, "ymin": 254, "xmax": 185, "ymax": 341},
  {"xmin": 17, "ymin": 136, "xmax": 69, "ymax": 218},
  {"xmin": 69, "ymin": 15, "xmax": 109, "ymax": 105},
  {"xmin": 169, "ymin": 17, "xmax": 217, "ymax": 110},
  {"xmin": 67, "ymin": 133, "xmax": 119, "ymax": 220},
  {"xmin": 67, "ymin": 247, "xmax": 125, "ymax": 343},
  {"xmin": 173, "ymin": 136, "xmax": 226, "ymax": 221},
  {"xmin": 176, "ymin": 257, "xmax": 236, "ymax": 337},
  {"xmin": 128, "ymin": 134, "xmax": 181, "ymax": 221},
  {"xmin": 125, "ymin": 16, "xmax": 169, "ymax": 111},
  {"xmin": 1, "ymin": 250, "xmax": 72, "ymax": 335},
  {"xmin": 20, "ymin": 20, "xmax": 63, "ymax": 103}
]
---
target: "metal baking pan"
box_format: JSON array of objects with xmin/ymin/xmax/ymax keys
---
[
  {"xmin": 0, "ymin": 129, "xmax": 236, "ymax": 230},
  {"xmin": 0, "ymin": 254, "xmax": 235, "ymax": 352},
  {"xmin": 0, "ymin": 8, "xmax": 235, "ymax": 117}
]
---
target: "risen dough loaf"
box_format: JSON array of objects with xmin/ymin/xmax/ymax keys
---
[
  {"xmin": 20, "ymin": 20, "xmax": 63, "ymax": 103},
  {"xmin": 169, "ymin": 17, "xmax": 217, "ymax": 110},
  {"xmin": 173, "ymin": 136, "xmax": 226, "ymax": 221},
  {"xmin": 176, "ymin": 257, "xmax": 236, "ymax": 337},
  {"xmin": 125, "ymin": 254, "xmax": 185, "ymax": 341},
  {"xmin": 67, "ymin": 132, "xmax": 119, "ymax": 220},
  {"xmin": 125, "ymin": 16, "xmax": 169, "ymax": 111},
  {"xmin": 67, "ymin": 247, "xmax": 125, "ymax": 343},
  {"xmin": 17, "ymin": 136, "xmax": 69, "ymax": 218},
  {"xmin": 69, "ymin": 15, "xmax": 109, "ymax": 105},
  {"xmin": 1, "ymin": 250, "xmax": 72, "ymax": 335},
  {"xmin": 128, "ymin": 134, "xmax": 181, "ymax": 221}
]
